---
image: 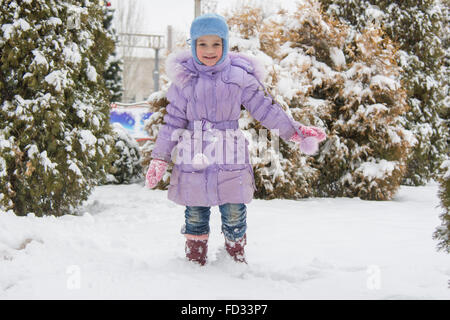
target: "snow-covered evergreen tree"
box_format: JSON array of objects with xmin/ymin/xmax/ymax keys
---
[
  {"xmin": 102, "ymin": 1, "xmax": 123, "ymax": 102},
  {"xmin": 320, "ymin": 0, "xmax": 448, "ymax": 186},
  {"xmin": 105, "ymin": 123, "xmax": 143, "ymax": 184},
  {"xmin": 227, "ymin": 4, "xmax": 320, "ymax": 200},
  {"xmin": 0, "ymin": 0, "xmax": 115, "ymax": 216},
  {"xmin": 433, "ymin": 158, "xmax": 450, "ymax": 253},
  {"xmin": 227, "ymin": 0, "xmax": 414, "ymax": 200},
  {"xmin": 441, "ymin": 0, "xmax": 449, "ymax": 156}
]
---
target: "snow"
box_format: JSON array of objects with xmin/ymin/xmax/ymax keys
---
[
  {"xmin": 44, "ymin": 70, "xmax": 70, "ymax": 92},
  {"xmin": 370, "ymin": 75, "xmax": 400, "ymax": 91},
  {"xmin": 387, "ymin": 128, "xmax": 401, "ymax": 144},
  {"xmin": 17, "ymin": 18, "xmax": 30, "ymax": 32},
  {"xmin": 0, "ymin": 133, "xmax": 12, "ymax": 149},
  {"xmin": 32, "ymin": 50, "xmax": 49, "ymax": 68},
  {"xmin": 86, "ymin": 64, "xmax": 98, "ymax": 82},
  {"xmin": 63, "ymin": 44, "xmax": 82, "ymax": 65},
  {"xmin": 305, "ymin": 97, "xmax": 328, "ymax": 111},
  {"xmin": 79, "ymin": 130, "xmax": 97, "ymax": 154},
  {"xmin": 0, "ymin": 183, "xmax": 448, "ymax": 299},
  {"xmin": 39, "ymin": 151, "xmax": 57, "ymax": 173},
  {"xmin": 112, "ymin": 123, "xmax": 140, "ymax": 151},
  {"xmin": 68, "ymin": 162, "xmax": 82, "ymax": 177},
  {"xmin": 0, "ymin": 158, "xmax": 6, "ymax": 178},
  {"xmin": 276, "ymin": 76, "xmax": 297, "ymax": 100},
  {"xmin": 73, "ymin": 100, "xmax": 94, "ymax": 122},
  {"xmin": 329, "ymin": 47, "xmax": 346, "ymax": 67},
  {"xmin": 400, "ymin": 126, "xmax": 418, "ymax": 146},
  {"xmin": 417, "ymin": 123, "xmax": 434, "ymax": 137},
  {"xmin": 365, "ymin": 6, "xmax": 385, "ymax": 22},
  {"xmin": 47, "ymin": 17, "xmax": 62, "ymax": 27},
  {"xmin": 365, "ymin": 103, "xmax": 388, "ymax": 116},
  {"xmin": 441, "ymin": 160, "xmax": 450, "ymax": 180},
  {"xmin": 26, "ymin": 144, "xmax": 39, "ymax": 159},
  {"xmin": 1, "ymin": 24, "xmax": 14, "ymax": 40},
  {"xmin": 425, "ymin": 75, "xmax": 439, "ymax": 90},
  {"xmin": 356, "ymin": 159, "xmax": 396, "ymax": 180},
  {"xmin": 2, "ymin": 19, "xmax": 31, "ymax": 40}
]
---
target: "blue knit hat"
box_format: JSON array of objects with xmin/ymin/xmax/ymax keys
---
[{"xmin": 189, "ymin": 13, "xmax": 229, "ymax": 66}]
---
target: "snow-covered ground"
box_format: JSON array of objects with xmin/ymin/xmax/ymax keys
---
[{"xmin": 0, "ymin": 182, "xmax": 448, "ymax": 300}]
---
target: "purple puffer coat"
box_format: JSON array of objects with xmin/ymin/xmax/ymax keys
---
[{"xmin": 151, "ymin": 50, "xmax": 301, "ymax": 206}]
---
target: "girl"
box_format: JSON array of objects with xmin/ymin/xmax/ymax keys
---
[{"xmin": 146, "ymin": 13, "xmax": 326, "ymax": 266}]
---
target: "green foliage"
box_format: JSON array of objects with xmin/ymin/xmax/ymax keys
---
[
  {"xmin": 105, "ymin": 123, "xmax": 143, "ymax": 184},
  {"xmin": 102, "ymin": 2, "xmax": 123, "ymax": 102},
  {"xmin": 320, "ymin": 0, "xmax": 449, "ymax": 185},
  {"xmin": 227, "ymin": 0, "xmax": 412, "ymax": 200},
  {"xmin": 0, "ymin": 0, "xmax": 116, "ymax": 216},
  {"xmin": 433, "ymin": 159, "xmax": 450, "ymax": 253}
]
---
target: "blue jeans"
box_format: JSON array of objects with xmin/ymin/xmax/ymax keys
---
[{"xmin": 181, "ymin": 203, "xmax": 247, "ymax": 241}]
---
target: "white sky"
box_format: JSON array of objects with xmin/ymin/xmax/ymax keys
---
[{"xmin": 110, "ymin": 0, "xmax": 299, "ymax": 37}]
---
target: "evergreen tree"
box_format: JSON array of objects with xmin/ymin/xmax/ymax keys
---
[
  {"xmin": 441, "ymin": 0, "xmax": 449, "ymax": 155},
  {"xmin": 0, "ymin": 0, "xmax": 115, "ymax": 216},
  {"xmin": 225, "ymin": 0, "xmax": 413, "ymax": 200},
  {"xmin": 102, "ymin": 1, "xmax": 123, "ymax": 102},
  {"xmin": 434, "ymin": 1, "xmax": 449, "ymax": 250},
  {"xmin": 228, "ymin": 4, "xmax": 319, "ymax": 200},
  {"xmin": 106, "ymin": 123, "xmax": 143, "ymax": 184},
  {"xmin": 320, "ymin": 0, "xmax": 448, "ymax": 186},
  {"xmin": 433, "ymin": 159, "xmax": 450, "ymax": 253}
]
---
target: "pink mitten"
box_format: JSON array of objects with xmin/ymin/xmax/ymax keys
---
[
  {"xmin": 290, "ymin": 126, "xmax": 326, "ymax": 155},
  {"xmin": 146, "ymin": 159, "xmax": 168, "ymax": 189}
]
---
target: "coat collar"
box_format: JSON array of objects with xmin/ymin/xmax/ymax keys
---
[
  {"xmin": 191, "ymin": 55, "xmax": 230, "ymax": 75},
  {"xmin": 165, "ymin": 49, "xmax": 267, "ymax": 87}
]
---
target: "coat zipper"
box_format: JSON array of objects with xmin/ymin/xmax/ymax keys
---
[{"xmin": 213, "ymin": 74, "xmax": 217, "ymax": 118}]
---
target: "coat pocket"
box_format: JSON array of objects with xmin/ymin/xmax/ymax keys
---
[
  {"xmin": 217, "ymin": 164, "xmax": 255, "ymax": 203},
  {"xmin": 176, "ymin": 164, "xmax": 208, "ymax": 205}
]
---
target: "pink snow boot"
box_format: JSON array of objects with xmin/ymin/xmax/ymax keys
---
[
  {"xmin": 224, "ymin": 234, "xmax": 247, "ymax": 264},
  {"xmin": 185, "ymin": 234, "xmax": 208, "ymax": 266}
]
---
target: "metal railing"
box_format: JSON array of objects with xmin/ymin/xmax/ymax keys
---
[{"xmin": 111, "ymin": 101, "xmax": 151, "ymax": 108}]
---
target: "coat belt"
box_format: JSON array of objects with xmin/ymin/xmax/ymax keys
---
[{"xmin": 186, "ymin": 119, "xmax": 239, "ymax": 131}]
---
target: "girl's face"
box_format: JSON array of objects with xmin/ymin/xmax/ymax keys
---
[{"xmin": 196, "ymin": 35, "xmax": 223, "ymax": 66}]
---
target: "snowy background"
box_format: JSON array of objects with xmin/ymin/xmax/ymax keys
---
[
  {"xmin": 0, "ymin": 0, "xmax": 448, "ymax": 301},
  {"xmin": 0, "ymin": 182, "xmax": 448, "ymax": 299}
]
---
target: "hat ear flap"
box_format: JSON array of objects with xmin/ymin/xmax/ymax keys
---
[
  {"xmin": 191, "ymin": 39, "xmax": 202, "ymax": 65},
  {"xmin": 217, "ymin": 37, "xmax": 228, "ymax": 65}
]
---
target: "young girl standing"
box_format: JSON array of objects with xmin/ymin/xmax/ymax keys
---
[{"xmin": 146, "ymin": 13, "xmax": 326, "ymax": 266}]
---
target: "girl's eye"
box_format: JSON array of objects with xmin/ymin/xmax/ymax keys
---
[{"xmin": 197, "ymin": 43, "xmax": 221, "ymax": 47}]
